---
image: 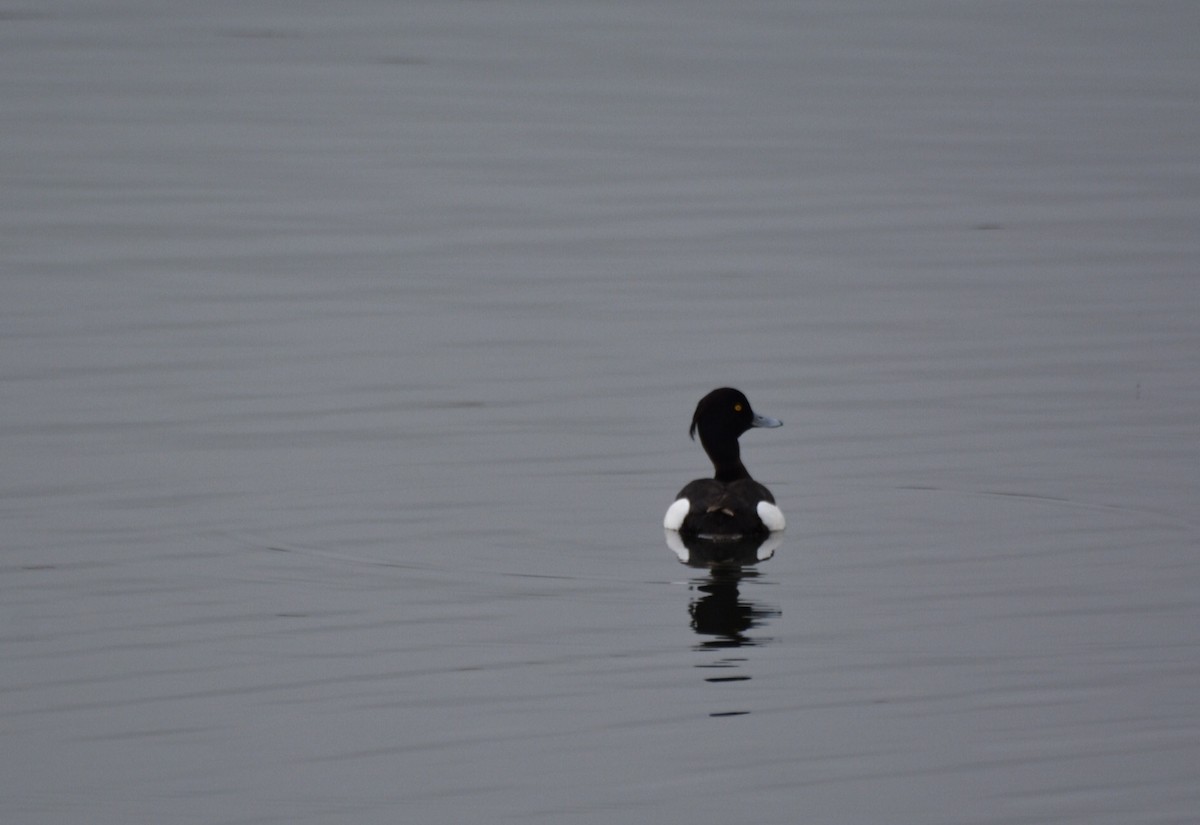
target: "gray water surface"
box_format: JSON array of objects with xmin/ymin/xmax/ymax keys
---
[{"xmin": 3, "ymin": 2, "xmax": 1199, "ymax": 823}]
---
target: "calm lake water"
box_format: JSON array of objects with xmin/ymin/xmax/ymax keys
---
[{"xmin": 3, "ymin": 2, "xmax": 1198, "ymax": 823}]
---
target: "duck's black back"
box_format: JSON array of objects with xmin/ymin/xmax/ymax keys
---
[{"xmin": 674, "ymin": 478, "xmax": 776, "ymax": 537}]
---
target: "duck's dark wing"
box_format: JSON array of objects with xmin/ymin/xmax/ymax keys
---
[{"xmin": 671, "ymin": 478, "xmax": 775, "ymax": 537}]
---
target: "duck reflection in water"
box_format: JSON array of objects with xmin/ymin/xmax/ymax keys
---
[{"xmin": 665, "ymin": 530, "xmax": 783, "ymax": 649}]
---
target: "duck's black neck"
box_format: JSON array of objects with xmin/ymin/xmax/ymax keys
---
[{"xmin": 699, "ymin": 432, "xmax": 752, "ymax": 483}]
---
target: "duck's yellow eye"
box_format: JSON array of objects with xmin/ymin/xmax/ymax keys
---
[{"xmin": 734, "ymin": 404, "xmax": 743, "ymax": 412}]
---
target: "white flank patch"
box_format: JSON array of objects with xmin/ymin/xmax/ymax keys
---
[
  {"xmin": 756, "ymin": 500, "xmax": 786, "ymax": 532},
  {"xmin": 663, "ymin": 497, "xmax": 690, "ymax": 531}
]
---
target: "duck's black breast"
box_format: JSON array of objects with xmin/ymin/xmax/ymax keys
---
[{"xmin": 673, "ymin": 478, "xmax": 777, "ymax": 537}]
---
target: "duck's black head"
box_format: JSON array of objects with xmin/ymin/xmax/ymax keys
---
[{"xmin": 689, "ymin": 387, "xmax": 782, "ymax": 482}]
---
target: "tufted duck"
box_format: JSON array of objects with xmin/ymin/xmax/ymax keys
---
[{"xmin": 663, "ymin": 388, "xmax": 785, "ymax": 537}]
